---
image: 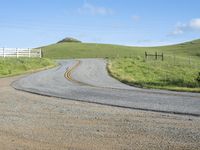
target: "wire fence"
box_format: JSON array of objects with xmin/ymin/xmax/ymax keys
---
[{"xmin": 144, "ymin": 54, "xmax": 200, "ymax": 69}]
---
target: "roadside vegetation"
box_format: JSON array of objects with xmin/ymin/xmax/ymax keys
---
[
  {"xmin": 0, "ymin": 58, "xmax": 55, "ymax": 78},
  {"xmin": 108, "ymin": 56, "xmax": 200, "ymax": 92}
]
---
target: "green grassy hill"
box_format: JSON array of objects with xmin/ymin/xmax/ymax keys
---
[{"xmin": 42, "ymin": 39, "xmax": 200, "ymax": 59}]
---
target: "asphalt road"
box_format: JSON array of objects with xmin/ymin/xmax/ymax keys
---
[{"xmin": 12, "ymin": 59, "xmax": 200, "ymax": 116}]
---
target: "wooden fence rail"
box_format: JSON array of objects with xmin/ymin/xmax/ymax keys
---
[
  {"xmin": 145, "ymin": 52, "xmax": 164, "ymax": 61},
  {"xmin": 0, "ymin": 48, "xmax": 42, "ymax": 58}
]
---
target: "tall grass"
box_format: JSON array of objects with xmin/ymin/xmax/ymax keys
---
[
  {"xmin": 108, "ymin": 55, "xmax": 200, "ymax": 92},
  {"xmin": 0, "ymin": 58, "xmax": 55, "ymax": 77}
]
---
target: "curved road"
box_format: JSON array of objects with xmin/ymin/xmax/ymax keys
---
[{"xmin": 12, "ymin": 59, "xmax": 200, "ymax": 116}]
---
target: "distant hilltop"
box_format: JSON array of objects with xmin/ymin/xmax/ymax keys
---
[{"xmin": 57, "ymin": 37, "xmax": 82, "ymax": 43}]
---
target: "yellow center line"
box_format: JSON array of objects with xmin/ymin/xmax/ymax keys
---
[{"xmin": 64, "ymin": 60, "xmax": 91, "ymax": 86}]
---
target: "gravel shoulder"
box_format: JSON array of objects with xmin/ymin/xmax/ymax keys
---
[{"xmin": 0, "ymin": 76, "xmax": 200, "ymax": 150}]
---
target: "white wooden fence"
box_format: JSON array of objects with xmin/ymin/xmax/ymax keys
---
[{"xmin": 0, "ymin": 48, "xmax": 42, "ymax": 58}]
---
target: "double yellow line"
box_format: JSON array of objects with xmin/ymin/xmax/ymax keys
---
[
  {"xmin": 64, "ymin": 60, "xmax": 95, "ymax": 87},
  {"xmin": 65, "ymin": 60, "xmax": 81, "ymax": 83}
]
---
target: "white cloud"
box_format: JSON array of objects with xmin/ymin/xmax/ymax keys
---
[
  {"xmin": 189, "ymin": 18, "xmax": 200, "ymax": 30},
  {"xmin": 78, "ymin": 2, "xmax": 114, "ymax": 16},
  {"xmin": 171, "ymin": 18, "xmax": 200, "ymax": 35},
  {"xmin": 132, "ymin": 15, "xmax": 140, "ymax": 22}
]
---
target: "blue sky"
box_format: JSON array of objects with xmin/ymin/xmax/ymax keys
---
[{"xmin": 0, "ymin": 0, "xmax": 200, "ymax": 48}]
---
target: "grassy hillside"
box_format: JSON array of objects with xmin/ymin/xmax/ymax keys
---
[
  {"xmin": 153, "ymin": 39, "xmax": 200, "ymax": 56},
  {"xmin": 42, "ymin": 39, "xmax": 200, "ymax": 59}
]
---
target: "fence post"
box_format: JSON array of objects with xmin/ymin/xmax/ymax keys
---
[
  {"xmin": 16, "ymin": 48, "xmax": 18, "ymax": 58},
  {"xmin": 155, "ymin": 52, "xmax": 158, "ymax": 60},
  {"xmin": 173, "ymin": 54, "xmax": 176, "ymax": 65},
  {"xmin": 3, "ymin": 47, "xmax": 5, "ymax": 58},
  {"xmin": 189, "ymin": 56, "xmax": 191, "ymax": 65},
  {"xmin": 28, "ymin": 48, "xmax": 31, "ymax": 58},
  {"xmin": 40, "ymin": 48, "xmax": 42, "ymax": 58},
  {"xmin": 145, "ymin": 52, "xmax": 147, "ymax": 60}
]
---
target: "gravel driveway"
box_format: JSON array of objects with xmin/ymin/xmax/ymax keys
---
[{"xmin": 0, "ymin": 76, "xmax": 200, "ymax": 149}]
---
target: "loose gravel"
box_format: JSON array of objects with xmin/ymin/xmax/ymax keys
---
[{"xmin": 0, "ymin": 76, "xmax": 200, "ymax": 149}]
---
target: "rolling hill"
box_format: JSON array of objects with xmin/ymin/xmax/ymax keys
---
[{"xmin": 41, "ymin": 39, "xmax": 200, "ymax": 59}]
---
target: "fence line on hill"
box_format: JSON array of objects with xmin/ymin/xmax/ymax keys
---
[
  {"xmin": 0, "ymin": 48, "xmax": 42, "ymax": 58},
  {"xmin": 145, "ymin": 52, "xmax": 164, "ymax": 61}
]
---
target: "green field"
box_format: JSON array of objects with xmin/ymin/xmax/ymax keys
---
[
  {"xmin": 42, "ymin": 39, "xmax": 200, "ymax": 59},
  {"xmin": 0, "ymin": 58, "xmax": 55, "ymax": 78}
]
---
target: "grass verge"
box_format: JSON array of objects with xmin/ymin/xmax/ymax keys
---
[
  {"xmin": 0, "ymin": 58, "xmax": 56, "ymax": 78},
  {"xmin": 108, "ymin": 56, "xmax": 200, "ymax": 92}
]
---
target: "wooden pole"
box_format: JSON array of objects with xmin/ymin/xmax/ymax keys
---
[
  {"xmin": 39, "ymin": 48, "xmax": 41, "ymax": 58},
  {"xmin": 155, "ymin": 52, "xmax": 157, "ymax": 60},
  {"xmin": 145, "ymin": 52, "xmax": 147, "ymax": 60}
]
